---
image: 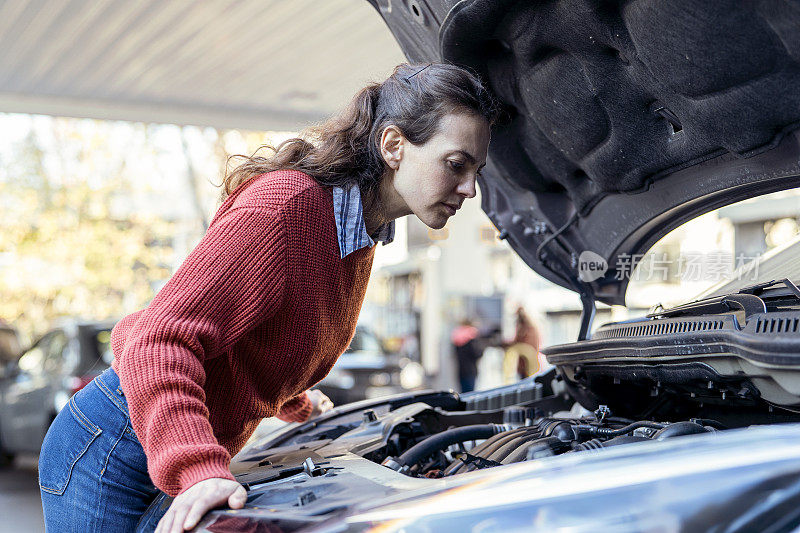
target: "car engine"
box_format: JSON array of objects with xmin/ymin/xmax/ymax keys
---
[
  {"xmin": 243, "ymin": 363, "xmax": 799, "ymax": 485},
  {"xmin": 378, "ymin": 402, "xmax": 726, "ymax": 479}
]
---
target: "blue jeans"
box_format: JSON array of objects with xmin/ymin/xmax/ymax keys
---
[
  {"xmin": 39, "ymin": 367, "xmax": 162, "ymax": 532},
  {"xmin": 459, "ymin": 375, "xmax": 476, "ymax": 393}
]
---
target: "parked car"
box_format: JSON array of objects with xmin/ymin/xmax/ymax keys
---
[
  {"xmin": 316, "ymin": 325, "xmax": 425, "ymax": 406},
  {"xmin": 138, "ymin": 1, "xmax": 800, "ymax": 530},
  {"xmin": 0, "ymin": 320, "xmax": 21, "ymax": 367},
  {"xmin": 0, "ymin": 320, "xmax": 115, "ymax": 463}
]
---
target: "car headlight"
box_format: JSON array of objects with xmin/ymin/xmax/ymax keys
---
[
  {"xmin": 399, "ymin": 361, "xmax": 424, "ymax": 389},
  {"xmin": 369, "ymin": 372, "xmax": 392, "ymax": 387}
]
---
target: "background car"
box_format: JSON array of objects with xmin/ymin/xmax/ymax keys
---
[
  {"xmin": 316, "ymin": 325, "xmax": 426, "ymax": 406},
  {"xmin": 0, "ymin": 320, "xmax": 21, "ymax": 369},
  {"xmin": 0, "ymin": 319, "xmax": 115, "ymax": 464}
]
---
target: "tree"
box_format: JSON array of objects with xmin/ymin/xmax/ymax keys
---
[
  {"xmin": 0, "ymin": 117, "xmax": 184, "ymax": 341},
  {"xmin": 0, "ymin": 115, "xmax": 296, "ymax": 343}
]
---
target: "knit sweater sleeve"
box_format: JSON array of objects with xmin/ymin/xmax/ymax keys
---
[
  {"xmin": 276, "ymin": 391, "xmax": 313, "ymax": 423},
  {"xmin": 115, "ymin": 206, "xmax": 287, "ymax": 497}
]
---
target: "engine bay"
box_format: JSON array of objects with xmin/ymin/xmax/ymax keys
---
[
  {"xmin": 380, "ymin": 406, "xmax": 729, "ymax": 479},
  {"xmin": 240, "ymin": 362, "xmax": 800, "ymax": 486}
]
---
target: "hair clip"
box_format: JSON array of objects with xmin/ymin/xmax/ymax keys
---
[{"xmin": 403, "ymin": 63, "xmax": 432, "ymax": 84}]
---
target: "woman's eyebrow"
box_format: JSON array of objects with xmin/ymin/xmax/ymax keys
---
[{"xmin": 451, "ymin": 149, "xmax": 483, "ymax": 165}]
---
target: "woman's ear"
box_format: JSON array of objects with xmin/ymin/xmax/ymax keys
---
[{"xmin": 380, "ymin": 125, "xmax": 404, "ymax": 170}]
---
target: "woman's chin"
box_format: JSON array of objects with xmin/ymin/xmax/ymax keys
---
[
  {"xmin": 412, "ymin": 206, "xmax": 450, "ymax": 230},
  {"xmin": 422, "ymin": 216, "xmax": 448, "ymax": 230}
]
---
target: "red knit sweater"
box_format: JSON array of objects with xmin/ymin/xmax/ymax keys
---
[{"xmin": 110, "ymin": 170, "xmax": 375, "ymax": 496}]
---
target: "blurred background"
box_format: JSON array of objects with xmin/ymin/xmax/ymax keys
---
[{"xmin": 1, "ymin": 1, "xmax": 800, "ymax": 530}]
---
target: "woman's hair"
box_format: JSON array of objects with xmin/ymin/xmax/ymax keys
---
[{"xmin": 220, "ymin": 62, "xmax": 499, "ymax": 208}]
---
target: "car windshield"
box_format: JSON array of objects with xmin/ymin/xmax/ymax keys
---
[
  {"xmin": 694, "ymin": 236, "xmax": 800, "ymax": 300},
  {"xmin": 625, "ymin": 188, "xmax": 800, "ymax": 311}
]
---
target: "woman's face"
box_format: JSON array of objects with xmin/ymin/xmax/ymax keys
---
[{"xmin": 380, "ymin": 111, "xmax": 491, "ymax": 229}]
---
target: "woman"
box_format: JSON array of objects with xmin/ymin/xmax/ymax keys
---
[{"xmin": 38, "ymin": 62, "xmax": 497, "ymax": 532}]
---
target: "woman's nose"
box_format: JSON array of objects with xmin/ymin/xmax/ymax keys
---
[{"xmin": 457, "ymin": 175, "xmax": 477, "ymax": 199}]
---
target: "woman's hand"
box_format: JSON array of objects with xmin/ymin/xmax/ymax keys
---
[
  {"xmin": 307, "ymin": 389, "xmax": 334, "ymax": 419},
  {"xmin": 155, "ymin": 477, "xmax": 247, "ymax": 533}
]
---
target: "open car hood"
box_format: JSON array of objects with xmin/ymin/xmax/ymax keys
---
[{"xmin": 367, "ymin": 0, "xmax": 800, "ymax": 306}]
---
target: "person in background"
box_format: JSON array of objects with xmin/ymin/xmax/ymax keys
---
[
  {"xmin": 503, "ymin": 306, "xmax": 542, "ymax": 382},
  {"xmin": 451, "ymin": 319, "xmax": 482, "ymax": 392}
]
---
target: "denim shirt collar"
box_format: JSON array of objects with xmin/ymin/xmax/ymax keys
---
[{"xmin": 332, "ymin": 182, "xmax": 395, "ymax": 258}]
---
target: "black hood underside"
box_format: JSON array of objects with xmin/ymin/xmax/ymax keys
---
[{"xmin": 369, "ymin": 0, "xmax": 800, "ymax": 305}]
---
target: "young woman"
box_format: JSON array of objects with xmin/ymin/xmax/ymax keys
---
[{"xmin": 38, "ymin": 62, "xmax": 497, "ymax": 533}]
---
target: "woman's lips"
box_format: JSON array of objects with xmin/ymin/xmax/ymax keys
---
[{"xmin": 441, "ymin": 203, "xmax": 458, "ymax": 216}]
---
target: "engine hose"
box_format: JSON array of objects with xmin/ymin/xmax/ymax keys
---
[
  {"xmin": 653, "ymin": 422, "xmax": 709, "ymax": 440},
  {"xmin": 457, "ymin": 428, "xmax": 536, "ymax": 474},
  {"xmin": 461, "ymin": 428, "xmax": 541, "ymax": 473},
  {"xmin": 442, "ymin": 430, "xmax": 517, "ymax": 476},
  {"xmin": 485, "ymin": 431, "xmax": 548, "ymax": 463},
  {"xmin": 604, "ymin": 435, "xmax": 651, "ymax": 446},
  {"xmin": 572, "ymin": 435, "xmax": 650, "ymax": 452},
  {"xmin": 470, "ymin": 427, "xmax": 530, "ymax": 456},
  {"xmin": 443, "ymin": 434, "xmax": 502, "ymax": 476},
  {"xmin": 574, "ymin": 421, "xmax": 666, "ymax": 438},
  {"xmin": 573, "ymin": 438, "xmax": 604, "ymax": 452},
  {"xmin": 473, "ymin": 428, "xmax": 533, "ymax": 459},
  {"xmin": 460, "ymin": 420, "xmax": 572, "ymax": 473},
  {"xmin": 389, "ymin": 424, "xmax": 502, "ymax": 471},
  {"xmin": 503, "ymin": 436, "xmax": 572, "ymax": 464}
]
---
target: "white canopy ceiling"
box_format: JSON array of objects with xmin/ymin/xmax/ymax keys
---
[{"xmin": 0, "ymin": 0, "xmax": 405, "ymax": 131}]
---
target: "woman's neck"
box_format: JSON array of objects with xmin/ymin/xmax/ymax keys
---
[{"xmin": 363, "ymin": 171, "xmax": 408, "ymax": 236}]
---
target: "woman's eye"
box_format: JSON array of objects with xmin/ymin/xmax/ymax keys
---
[{"xmin": 448, "ymin": 160, "xmax": 464, "ymax": 171}]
